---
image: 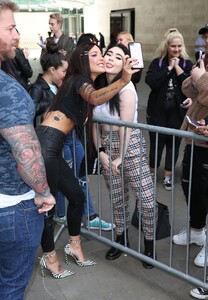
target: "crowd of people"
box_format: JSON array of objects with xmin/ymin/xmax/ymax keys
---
[{"xmin": 1, "ymin": 1, "xmax": 208, "ymax": 299}]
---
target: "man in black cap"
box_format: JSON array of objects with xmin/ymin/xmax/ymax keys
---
[
  {"xmin": 199, "ymin": 23, "xmax": 208, "ymax": 35},
  {"xmin": 196, "ymin": 24, "xmax": 208, "ymax": 65}
]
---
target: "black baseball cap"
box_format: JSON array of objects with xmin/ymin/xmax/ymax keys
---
[{"xmin": 199, "ymin": 24, "xmax": 208, "ymax": 34}]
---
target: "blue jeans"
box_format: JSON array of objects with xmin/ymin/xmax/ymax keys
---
[
  {"xmin": 56, "ymin": 130, "xmax": 95, "ymax": 218},
  {"xmin": 0, "ymin": 199, "xmax": 44, "ymax": 300}
]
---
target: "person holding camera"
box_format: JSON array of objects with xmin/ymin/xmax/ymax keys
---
[
  {"xmin": 195, "ymin": 34, "xmax": 205, "ymax": 61},
  {"xmin": 171, "ymin": 61, "xmax": 208, "ymax": 300},
  {"xmin": 40, "ymin": 13, "xmax": 75, "ymax": 61},
  {"xmin": 189, "ymin": 116, "xmax": 208, "ymax": 300},
  {"xmin": 195, "ymin": 24, "xmax": 208, "ymax": 67},
  {"xmin": 145, "ymin": 28, "xmax": 193, "ymax": 190},
  {"xmin": 93, "ymin": 43, "xmax": 157, "ymax": 268}
]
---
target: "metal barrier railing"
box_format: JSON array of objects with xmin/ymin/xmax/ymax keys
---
[{"xmin": 80, "ymin": 116, "xmax": 208, "ymax": 289}]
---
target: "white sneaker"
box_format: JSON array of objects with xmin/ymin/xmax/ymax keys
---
[
  {"xmin": 163, "ymin": 176, "xmax": 172, "ymax": 191},
  {"xmin": 173, "ymin": 228, "xmax": 206, "ymax": 246},
  {"xmin": 194, "ymin": 244, "xmax": 208, "ymax": 267},
  {"xmin": 190, "ymin": 287, "xmax": 208, "ymax": 299}
]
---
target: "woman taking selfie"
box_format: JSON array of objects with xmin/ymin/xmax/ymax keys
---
[
  {"xmin": 35, "ymin": 42, "xmax": 138, "ymax": 278},
  {"xmin": 93, "ymin": 44, "xmax": 157, "ymax": 268}
]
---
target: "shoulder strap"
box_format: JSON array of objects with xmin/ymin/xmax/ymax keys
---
[
  {"xmin": 182, "ymin": 60, "xmax": 186, "ymax": 69},
  {"xmin": 159, "ymin": 58, "xmax": 186, "ymax": 69}
]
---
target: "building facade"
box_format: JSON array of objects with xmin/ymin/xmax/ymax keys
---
[{"xmin": 15, "ymin": 0, "xmax": 208, "ymax": 61}]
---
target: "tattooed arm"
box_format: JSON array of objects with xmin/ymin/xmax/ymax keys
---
[
  {"xmin": 79, "ymin": 55, "xmax": 139, "ymax": 105},
  {"xmin": 0, "ymin": 124, "xmax": 55, "ymax": 212}
]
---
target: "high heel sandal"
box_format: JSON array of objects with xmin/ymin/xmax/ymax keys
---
[
  {"xmin": 64, "ymin": 240, "xmax": 96, "ymax": 267},
  {"xmin": 39, "ymin": 251, "xmax": 74, "ymax": 279}
]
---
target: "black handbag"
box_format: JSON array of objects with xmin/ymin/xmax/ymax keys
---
[{"xmin": 131, "ymin": 202, "xmax": 171, "ymax": 240}]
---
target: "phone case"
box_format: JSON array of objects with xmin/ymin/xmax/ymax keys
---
[
  {"xmin": 186, "ymin": 116, "xmax": 201, "ymax": 127},
  {"xmin": 128, "ymin": 42, "xmax": 144, "ymax": 69}
]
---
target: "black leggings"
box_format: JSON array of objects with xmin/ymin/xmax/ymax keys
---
[
  {"xmin": 36, "ymin": 126, "xmax": 85, "ymax": 253},
  {"xmin": 147, "ymin": 110, "xmax": 182, "ymax": 171},
  {"xmin": 182, "ymin": 145, "xmax": 208, "ymax": 229},
  {"xmin": 148, "ymin": 131, "xmax": 181, "ymax": 171}
]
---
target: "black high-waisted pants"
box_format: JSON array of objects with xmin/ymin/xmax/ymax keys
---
[
  {"xmin": 182, "ymin": 145, "xmax": 208, "ymax": 229},
  {"xmin": 36, "ymin": 125, "xmax": 85, "ymax": 253}
]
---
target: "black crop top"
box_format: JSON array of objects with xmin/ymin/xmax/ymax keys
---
[{"xmin": 50, "ymin": 75, "xmax": 93, "ymax": 133}]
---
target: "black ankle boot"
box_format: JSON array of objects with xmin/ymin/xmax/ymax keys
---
[
  {"xmin": 105, "ymin": 231, "xmax": 129, "ymax": 260},
  {"xmin": 143, "ymin": 239, "xmax": 155, "ymax": 269}
]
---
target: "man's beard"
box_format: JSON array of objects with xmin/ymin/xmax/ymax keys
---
[{"xmin": 0, "ymin": 39, "xmax": 16, "ymax": 61}]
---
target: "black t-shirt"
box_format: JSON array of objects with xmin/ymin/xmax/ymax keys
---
[{"xmin": 51, "ymin": 75, "xmax": 93, "ymax": 133}]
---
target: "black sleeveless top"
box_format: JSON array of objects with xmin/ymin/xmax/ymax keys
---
[{"xmin": 51, "ymin": 75, "xmax": 93, "ymax": 134}]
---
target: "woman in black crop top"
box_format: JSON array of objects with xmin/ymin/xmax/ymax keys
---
[{"xmin": 35, "ymin": 42, "xmax": 139, "ymax": 278}]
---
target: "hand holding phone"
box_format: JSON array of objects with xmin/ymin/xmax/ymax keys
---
[
  {"xmin": 186, "ymin": 115, "xmax": 202, "ymax": 127},
  {"xmin": 196, "ymin": 50, "xmax": 203, "ymax": 67},
  {"xmin": 128, "ymin": 42, "xmax": 144, "ymax": 69}
]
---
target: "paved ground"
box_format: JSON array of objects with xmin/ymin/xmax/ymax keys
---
[{"xmin": 23, "ymin": 54, "xmax": 205, "ymax": 300}]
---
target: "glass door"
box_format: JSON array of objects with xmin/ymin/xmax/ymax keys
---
[{"xmin": 110, "ymin": 8, "xmax": 135, "ymax": 40}]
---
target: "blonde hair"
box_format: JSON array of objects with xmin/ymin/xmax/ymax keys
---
[
  {"xmin": 117, "ymin": 31, "xmax": 134, "ymax": 42},
  {"xmin": 49, "ymin": 13, "xmax": 63, "ymax": 27},
  {"xmin": 156, "ymin": 28, "xmax": 189, "ymax": 60}
]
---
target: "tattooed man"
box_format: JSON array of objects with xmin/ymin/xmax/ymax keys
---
[{"xmin": 0, "ymin": 2, "xmax": 55, "ymax": 299}]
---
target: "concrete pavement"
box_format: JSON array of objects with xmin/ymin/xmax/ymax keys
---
[{"xmin": 23, "ymin": 56, "xmax": 202, "ymax": 300}]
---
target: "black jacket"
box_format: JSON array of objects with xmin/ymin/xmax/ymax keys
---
[
  {"xmin": 145, "ymin": 55, "xmax": 193, "ymax": 125},
  {"xmin": 41, "ymin": 33, "xmax": 75, "ymax": 61},
  {"xmin": 132, "ymin": 70, "xmax": 142, "ymax": 85},
  {"xmin": 29, "ymin": 74, "xmax": 55, "ymax": 118},
  {"xmin": 1, "ymin": 48, "xmax": 33, "ymax": 90}
]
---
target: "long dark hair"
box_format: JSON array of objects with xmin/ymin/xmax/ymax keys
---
[
  {"xmin": 47, "ymin": 42, "xmax": 101, "ymax": 111},
  {"xmin": 76, "ymin": 33, "xmax": 98, "ymax": 46},
  {"xmin": 64, "ymin": 42, "xmax": 100, "ymax": 82},
  {"xmin": 95, "ymin": 43, "xmax": 130, "ymax": 115}
]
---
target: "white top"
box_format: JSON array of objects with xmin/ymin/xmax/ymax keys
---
[
  {"xmin": 93, "ymin": 81, "xmax": 138, "ymax": 123},
  {"xmin": 0, "ymin": 190, "xmax": 35, "ymax": 208}
]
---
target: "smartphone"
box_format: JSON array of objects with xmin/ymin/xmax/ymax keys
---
[
  {"xmin": 196, "ymin": 50, "xmax": 203, "ymax": 67},
  {"xmin": 37, "ymin": 42, "xmax": 44, "ymax": 48},
  {"xmin": 128, "ymin": 42, "xmax": 144, "ymax": 69},
  {"xmin": 186, "ymin": 115, "xmax": 202, "ymax": 127}
]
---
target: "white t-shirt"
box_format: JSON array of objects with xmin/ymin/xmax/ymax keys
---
[{"xmin": 93, "ymin": 81, "xmax": 138, "ymax": 123}]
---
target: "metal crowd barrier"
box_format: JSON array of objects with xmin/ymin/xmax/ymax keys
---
[{"xmin": 79, "ymin": 116, "xmax": 208, "ymax": 289}]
